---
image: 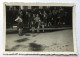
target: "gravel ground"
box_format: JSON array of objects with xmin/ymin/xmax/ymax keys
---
[{"xmin": 5, "ymin": 29, "xmax": 74, "ymax": 52}]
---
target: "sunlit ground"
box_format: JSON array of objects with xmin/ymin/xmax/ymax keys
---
[{"xmin": 5, "ymin": 29, "xmax": 74, "ymax": 52}]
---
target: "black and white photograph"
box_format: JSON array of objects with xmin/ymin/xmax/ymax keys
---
[{"xmin": 3, "ymin": 3, "xmax": 77, "ymax": 55}]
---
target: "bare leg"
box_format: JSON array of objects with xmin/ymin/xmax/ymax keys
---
[
  {"xmin": 32, "ymin": 27, "xmax": 35, "ymax": 33},
  {"xmin": 18, "ymin": 28, "xmax": 23, "ymax": 36},
  {"xmin": 37, "ymin": 26, "xmax": 39, "ymax": 33},
  {"xmin": 42, "ymin": 25, "xmax": 44, "ymax": 32}
]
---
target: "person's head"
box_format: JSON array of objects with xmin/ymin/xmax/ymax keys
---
[
  {"xmin": 52, "ymin": 18, "xmax": 53, "ymax": 20},
  {"xmin": 59, "ymin": 7, "xmax": 64, "ymax": 12},
  {"xmin": 26, "ymin": 11, "xmax": 28, "ymax": 15},
  {"xmin": 43, "ymin": 11, "xmax": 46, "ymax": 13},
  {"xmin": 39, "ymin": 11, "xmax": 41, "ymax": 14},
  {"xmin": 36, "ymin": 14, "xmax": 39, "ymax": 17},
  {"xmin": 33, "ymin": 14, "xmax": 35, "ymax": 17}
]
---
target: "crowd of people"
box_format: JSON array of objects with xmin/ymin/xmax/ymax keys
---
[
  {"xmin": 6, "ymin": 6, "xmax": 72, "ymax": 35},
  {"xmin": 19, "ymin": 7, "xmax": 71, "ymax": 28}
]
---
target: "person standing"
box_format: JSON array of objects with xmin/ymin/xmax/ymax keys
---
[
  {"xmin": 34, "ymin": 14, "xmax": 40, "ymax": 32},
  {"xmin": 31, "ymin": 14, "xmax": 35, "ymax": 33},
  {"xmin": 43, "ymin": 11, "xmax": 47, "ymax": 26},
  {"xmin": 15, "ymin": 15, "xmax": 23, "ymax": 36}
]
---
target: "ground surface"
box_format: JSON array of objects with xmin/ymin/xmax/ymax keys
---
[{"xmin": 5, "ymin": 29, "xmax": 74, "ymax": 52}]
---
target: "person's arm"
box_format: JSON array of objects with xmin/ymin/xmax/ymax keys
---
[{"xmin": 15, "ymin": 17, "xmax": 19, "ymax": 22}]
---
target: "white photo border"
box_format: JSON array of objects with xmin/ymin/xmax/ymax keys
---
[{"xmin": 3, "ymin": 2, "xmax": 78, "ymax": 55}]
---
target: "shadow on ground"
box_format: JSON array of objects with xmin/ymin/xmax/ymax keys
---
[
  {"xmin": 15, "ymin": 38, "xmax": 29, "ymax": 43},
  {"xmin": 5, "ymin": 45, "xmax": 24, "ymax": 51},
  {"xmin": 29, "ymin": 43, "xmax": 43, "ymax": 51}
]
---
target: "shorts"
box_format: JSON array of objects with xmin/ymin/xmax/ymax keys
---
[
  {"xmin": 18, "ymin": 22, "xmax": 23, "ymax": 29},
  {"xmin": 35, "ymin": 22, "xmax": 38, "ymax": 28}
]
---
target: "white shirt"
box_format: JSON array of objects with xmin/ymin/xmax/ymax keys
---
[{"xmin": 15, "ymin": 16, "xmax": 23, "ymax": 22}]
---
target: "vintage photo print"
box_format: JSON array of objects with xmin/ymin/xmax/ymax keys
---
[{"xmin": 3, "ymin": 2, "xmax": 77, "ymax": 55}]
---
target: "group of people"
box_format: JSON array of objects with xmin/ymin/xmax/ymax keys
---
[
  {"xmin": 21, "ymin": 7, "xmax": 69, "ymax": 28},
  {"xmin": 8, "ymin": 6, "xmax": 71, "ymax": 36},
  {"xmin": 15, "ymin": 13, "xmax": 45, "ymax": 35}
]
